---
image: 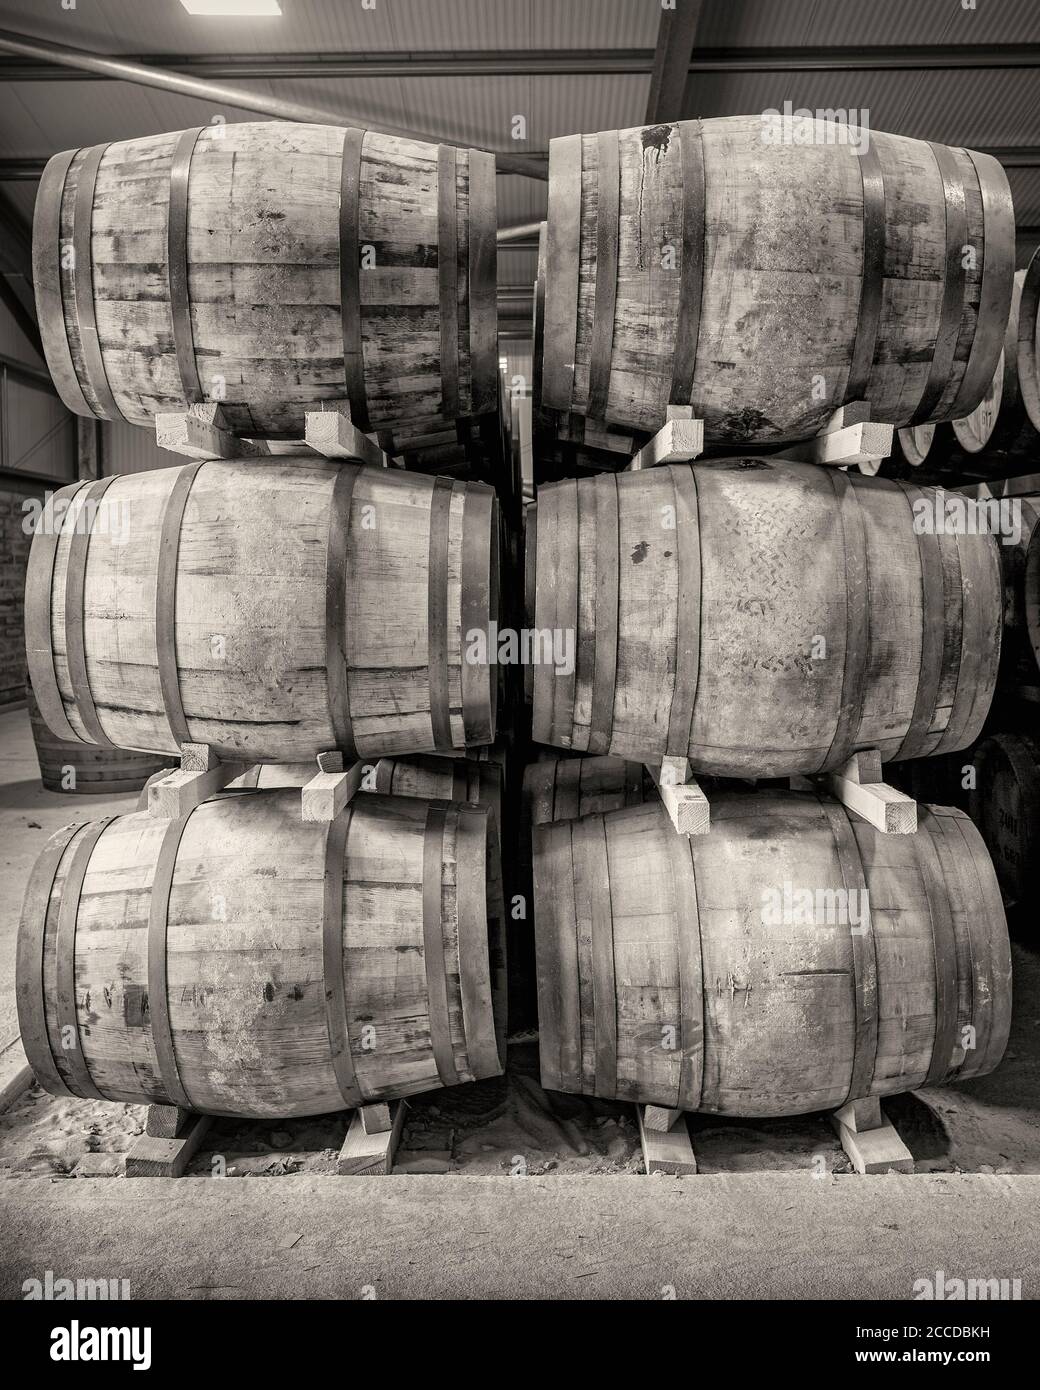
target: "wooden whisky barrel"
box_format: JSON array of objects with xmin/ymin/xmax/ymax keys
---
[
  {"xmin": 892, "ymin": 424, "xmax": 939, "ymax": 469},
  {"xmin": 531, "ymin": 459, "xmax": 1002, "ymax": 777},
  {"xmin": 953, "ymin": 271, "xmax": 1039, "ymax": 455},
  {"xmin": 968, "ymin": 733, "xmax": 1040, "ymax": 911},
  {"xmin": 32, "ymin": 122, "xmax": 498, "ymax": 439},
  {"xmin": 369, "ymin": 754, "xmax": 502, "ymax": 827},
  {"xmin": 25, "ymin": 459, "xmax": 498, "ymax": 763},
  {"xmin": 523, "ymin": 755, "xmax": 649, "ymax": 826},
  {"xmin": 28, "ymin": 679, "xmax": 166, "ymax": 795},
  {"xmin": 1019, "ymin": 244, "xmax": 1040, "ymax": 435},
  {"xmin": 541, "ymin": 118, "xmax": 1014, "ymax": 442},
  {"xmin": 17, "ymin": 790, "xmax": 506, "ymax": 1117},
  {"xmin": 533, "ymin": 791, "xmax": 1011, "ymax": 1114}
]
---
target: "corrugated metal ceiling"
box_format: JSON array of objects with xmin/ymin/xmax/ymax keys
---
[
  {"xmin": 0, "ymin": 0, "xmax": 658, "ymax": 55},
  {"xmin": 695, "ymin": 0, "xmax": 1040, "ymax": 48}
]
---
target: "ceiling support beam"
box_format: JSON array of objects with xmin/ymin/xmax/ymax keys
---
[
  {"xmin": 646, "ymin": 1, "xmax": 705, "ymax": 125},
  {"xmin": 0, "ymin": 27, "xmax": 547, "ymax": 181},
  {"xmin": 1, "ymin": 46, "xmax": 1037, "ymax": 80}
]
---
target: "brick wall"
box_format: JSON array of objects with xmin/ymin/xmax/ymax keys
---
[{"xmin": 0, "ymin": 476, "xmax": 46, "ymax": 708}]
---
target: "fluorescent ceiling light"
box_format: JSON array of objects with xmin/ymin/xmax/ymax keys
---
[{"xmin": 180, "ymin": 0, "xmax": 282, "ymax": 15}]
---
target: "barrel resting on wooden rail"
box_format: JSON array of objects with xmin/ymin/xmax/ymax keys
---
[
  {"xmin": 24, "ymin": 458, "xmax": 499, "ymax": 764},
  {"xmin": 32, "ymin": 122, "xmax": 498, "ymax": 438},
  {"xmin": 540, "ymin": 117, "xmax": 1014, "ymax": 443},
  {"xmin": 532, "ymin": 791, "xmax": 1011, "ymax": 1117},
  {"xmin": 530, "ymin": 458, "xmax": 1002, "ymax": 777},
  {"xmin": 16, "ymin": 791, "xmax": 507, "ymax": 1118}
]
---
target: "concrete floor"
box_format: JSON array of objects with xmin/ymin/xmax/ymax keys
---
[
  {"xmin": 3, "ymin": 1173, "xmax": 1039, "ymax": 1300},
  {"xmin": 2, "ymin": 704, "xmax": 1039, "ymax": 1300}
]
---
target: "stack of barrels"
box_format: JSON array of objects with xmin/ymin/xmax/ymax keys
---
[
  {"xmin": 18, "ymin": 122, "xmax": 508, "ymax": 1121},
  {"xmin": 17, "ymin": 112, "xmax": 1026, "ymax": 1135},
  {"xmin": 527, "ymin": 116, "xmax": 1018, "ymax": 1120}
]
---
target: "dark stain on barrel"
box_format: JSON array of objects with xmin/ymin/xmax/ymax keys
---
[
  {"xmin": 717, "ymin": 407, "xmax": 780, "ymax": 440},
  {"xmin": 641, "ymin": 125, "xmax": 672, "ymax": 161},
  {"xmin": 263, "ymin": 982, "xmax": 275, "ymax": 1003},
  {"xmin": 631, "ymin": 540, "xmax": 649, "ymax": 565}
]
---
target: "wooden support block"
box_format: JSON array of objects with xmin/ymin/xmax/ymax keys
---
[
  {"xmin": 780, "ymin": 419, "xmax": 894, "ymax": 470},
  {"xmin": 819, "ymin": 400, "xmax": 873, "ymax": 432},
  {"xmin": 125, "ymin": 1112, "xmax": 211, "ymax": 1178},
  {"xmin": 628, "ymin": 407, "xmax": 704, "ymax": 471},
  {"xmin": 359, "ymin": 1102, "xmax": 393, "ymax": 1136},
  {"xmin": 831, "ymin": 1100, "xmax": 914, "ymax": 1175},
  {"xmin": 145, "ymin": 1104, "xmax": 193, "ymax": 1139},
  {"xmin": 301, "ymin": 760, "xmax": 365, "ymax": 822},
  {"xmin": 180, "ymin": 741, "xmax": 217, "ymax": 772},
  {"xmin": 647, "ymin": 758, "xmax": 710, "ymax": 836},
  {"xmin": 827, "ymin": 752, "xmax": 917, "ymax": 834},
  {"xmin": 316, "ymin": 749, "xmax": 345, "ymax": 774},
  {"xmin": 643, "ymin": 1104, "xmax": 685, "ymax": 1133},
  {"xmin": 843, "ymin": 749, "xmax": 883, "ymax": 784},
  {"xmin": 156, "ymin": 403, "xmax": 271, "ymax": 461},
  {"xmin": 636, "ymin": 1105, "xmax": 697, "ymax": 1175},
  {"xmin": 147, "ymin": 761, "xmax": 250, "ymax": 818},
  {"xmin": 305, "ymin": 407, "xmax": 388, "ymax": 468},
  {"xmin": 833, "ymin": 1097, "xmax": 884, "ymax": 1134},
  {"xmin": 338, "ymin": 1100, "xmax": 406, "ymax": 1175}
]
